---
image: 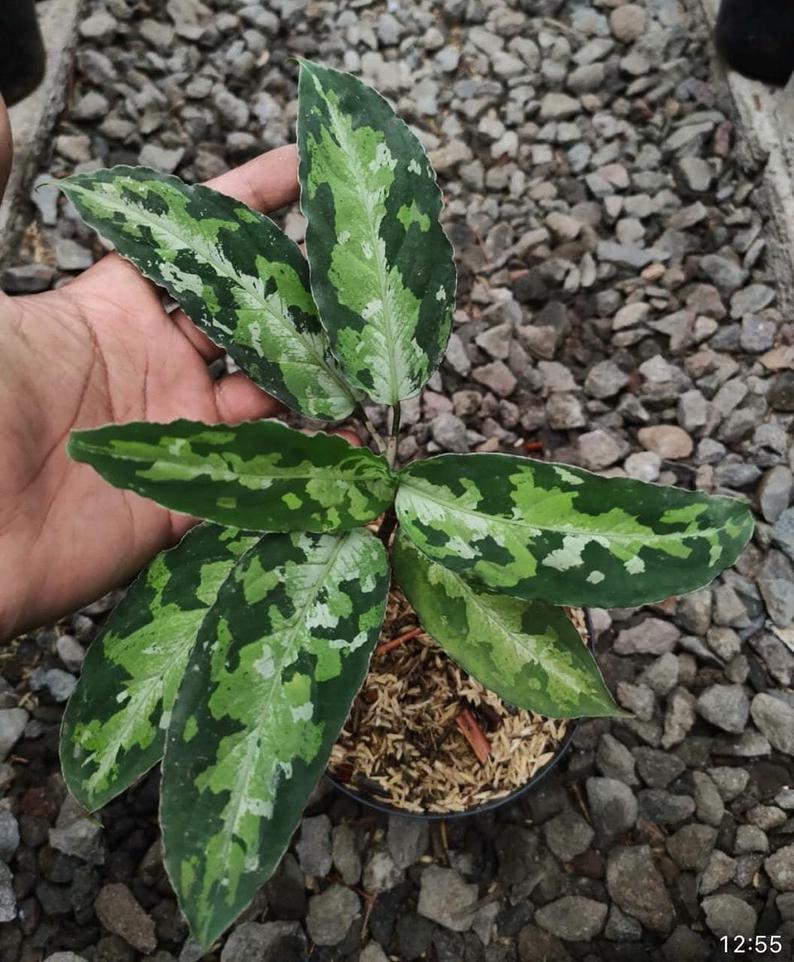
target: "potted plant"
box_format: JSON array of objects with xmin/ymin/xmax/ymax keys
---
[{"xmin": 56, "ymin": 59, "xmax": 754, "ymax": 949}]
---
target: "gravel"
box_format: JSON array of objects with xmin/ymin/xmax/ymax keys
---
[{"xmin": 0, "ymin": 0, "xmax": 792, "ymax": 956}]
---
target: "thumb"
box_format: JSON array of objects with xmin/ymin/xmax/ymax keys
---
[{"xmin": 0, "ymin": 95, "xmax": 12, "ymax": 202}]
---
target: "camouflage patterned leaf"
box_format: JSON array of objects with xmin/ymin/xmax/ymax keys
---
[
  {"xmin": 297, "ymin": 59, "xmax": 456, "ymax": 405},
  {"xmin": 396, "ymin": 454, "xmax": 754, "ymax": 608},
  {"xmin": 392, "ymin": 532, "xmax": 620, "ymax": 718},
  {"xmin": 161, "ymin": 529, "xmax": 389, "ymax": 947},
  {"xmin": 60, "ymin": 524, "xmax": 260, "ymax": 811},
  {"xmin": 57, "ymin": 166, "xmax": 357, "ymax": 421},
  {"xmin": 68, "ymin": 418, "xmax": 396, "ymax": 532}
]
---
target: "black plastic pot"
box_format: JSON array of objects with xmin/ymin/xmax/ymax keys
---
[
  {"xmin": 714, "ymin": 0, "xmax": 794, "ymax": 86},
  {"xmin": 326, "ymin": 610, "xmax": 596, "ymax": 820},
  {"xmin": 0, "ymin": 0, "xmax": 47, "ymax": 107}
]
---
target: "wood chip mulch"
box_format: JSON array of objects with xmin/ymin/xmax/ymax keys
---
[{"xmin": 329, "ymin": 591, "xmax": 587, "ymax": 814}]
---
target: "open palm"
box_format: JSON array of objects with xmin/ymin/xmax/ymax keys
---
[{"xmin": 0, "ymin": 147, "xmax": 303, "ymax": 639}]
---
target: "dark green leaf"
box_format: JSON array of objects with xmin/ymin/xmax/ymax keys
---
[
  {"xmin": 58, "ymin": 166, "xmax": 357, "ymax": 420},
  {"xmin": 68, "ymin": 418, "xmax": 396, "ymax": 531},
  {"xmin": 60, "ymin": 524, "xmax": 260, "ymax": 811},
  {"xmin": 392, "ymin": 532, "xmax": 620, "ymax": 718},
  {"xmin": 161, "ymin": 529, "xmax": 389, "ymax": 947},
  {"xmin": 396, "ymin": 454, "xmax": 754, "ymax": 607},
  {"xmin": 297, "ymin": 60, "xmax": 456, "ymax": 405}
]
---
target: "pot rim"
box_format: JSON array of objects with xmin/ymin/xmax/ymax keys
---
[{"xmin": 325, "ymin": 609, "xmax": 596, "ymax": 821}]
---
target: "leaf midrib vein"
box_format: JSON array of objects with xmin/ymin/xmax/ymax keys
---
[
  {"xmin": 400, "ymin": 481, "xmax": 726, "ymax": 547},
  {"xmin": 66, "ymin": 179, "xmax": 355, "ymax": 407}
]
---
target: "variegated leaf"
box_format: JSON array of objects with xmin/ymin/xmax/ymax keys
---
[
  {"xmin": 68, "ymin": 418, "xmax": 396, "ymax": 532},
  {"xmin": 161, "ymin": 529, "xmax": 389, "ymax": 947},
  {"xmin": 297, "ymin": 59, "xmax": 456, "ymax": 405},
  {"xmin": 57, "ymin": 166, "xmax": 357, "ymax": 421},
  {"xmin": 60, "ymin": 524, "xmax": 260, "ymax": 811},
  {"xmin": 392, "ymin": 532, "xmax": 620, "ymax": 718},
  {"xmin": 396, "ymin": 454, "xmax": 754, "ymax": 608}
]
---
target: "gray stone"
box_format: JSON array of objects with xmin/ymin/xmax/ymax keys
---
[
  {"xmin": 735, "ymin": 825, "xmax": 769, "ymax": 854},
  {"xmin": 604, "ymin": 904, "xmax": 642, "ymax": 942},
  {"xmin": 700, "ymin": 253, "xmax": 747, "ymax": 294},
  {"xmin": 138, "ymin": 144, "xmax": 185, "ymax": 173},
  {"xmin": 306, "ymin": 885, "xmax": 361, "ymax": 945},
  {"xmin": 696, "ymin": 684, "xmax": 750, "ymax": 734},
  {"xmin": 666, "ymin": 824, "xmax": 718, "ymax": 870},
  {"xmin": 750, "ymin": 694, "xmax": 794, "ymax": 755},
  {"xmin": 431, "ymin": 413, "xmax": 469, "ymax": 453},
  {"xmin": 56, "ymin": 635, "xmax": 85, "ymax": 672},
  {"xmin": 535, "ymin": 896, "xmax": 607, "ymax": 941},
  {"xmin": 44, "ymin": 954, "xmax": 90, "ymax": 962},
  {"xmin": 0, "ymin": 813, "xmax": 18, "ymax": 863},
  {"xmin": 29, "ymin": 667, "xmax": 76, "ymax": 702},
  {"xmin": 617, "ymin": 682, "xmax": 656, "ymax": 721},
  {"xmin": 614, "ymin": 618, "xmax": 679, "ymax": 655},
  {"xmin": 49, "ymin": 812, "xmax": 104, "ymax": 865},
  {"xmin": 677, "ymin": 156, "xmax": 713, "ymax": 193},
  {"xmin": 638, "ymin": 789, "xmax": 695, "ymax": 825},
  {"xmin": 765, "ymin": 845, "xmax": 794, "ymax": 891},
  {"xmin": 700, "ymin": 850, "xmax": 736, "ymax": 895},
  {"xmin": 639, "ymin": 653, "xmax": 680, "ymax": 696},
  {"xmin": 598, "ymin": 241, "xmax": 670, "ymax": 269},
  {"xmin": 544, "ymin": 809, "xmax": 594, "ymax": 862},
  {"xmin": 472, "ymin": 361, "xmax": 516, "ymax": 397},
  {"xmin": 662, "ymin": 926, "xmax": 710, "ymax": 962},
  {"xmin": 606, "ymin": 846, "xmax": 674, "ymax": 933},
  {"xmin": 539, "ymin": 93, "xmax": 581, "ymax": 119},
  {"xmin": 702, "ymin": 894, "xmax": 757, "ymax": 938},
  {"xmin": 730, "ymin": 284, "xmax": 775, "ymax": 319},
  {"xmin": 692, "ymin": 772, "xmax": 724, "ymax": 827},
  {"xmin": 634, "ymin": 747, "xmax": 685, "ymax": 788},
  {"xmin": 662, "ymin": 688, "xmax": 697, "ymax": 748},
  {"xmin": 517, "ymin": 923, "xmax": 570, "ymax": 962},
  {"xmin": 296, "ymin": 814, "xmax": 332, "ymax": 877},
  {"xmin": 584, "ymin": 360, "xmax": 628, "ymax": 399},
  {"xmin": 772, "ymin": 508, "xmax": 794, "ymax": 562},
  {"xmin": 0, "ymin": 861, "xmax": 14, "ymax": 922},
  {"xmin": 387, "ymin": 816, "xmax": 428, "ymax": 870},
  {"xmin": 758, "ymin": 550, "xmax": 794, "ymax": 626},
  {"xmin": 758, "ymin": 466, "xmax": 793, "ymax": 523},
  {"xmin": 418, "ymin": 866, "xmax": 477, "ymax": 932},
  {"xmin": 359, "ymin": 945, "xmax": 389, "ymax": 962},
  {"xmin": 579, "ymin": 429, "xmax": 629, "ymax": 470},
  {"xmin": 610, "ymin": 4, "xmax": 646, "ymax": 41},
  {"xmin": 79, "ymin": 11, "xmax": 117, "ymax": 40},
  {"xmin": 546, "ymin": 392, "xmax": 586, "ymax": 429},
  {"xmin": 586, "ymin": 777, "xmax": 637, "ymax": 839},
  {"xmin": 637, "ymin": 424, "xmax": 693, "ymax": 459},
  {"xmin": 332, "ymin": 823, "xmax": 361, "ymax": 886},
  {"xmin": 55, "ymin": 237, "xmax": 93, "ymax": 272},
  {"xmin": 708, "ymin": 766, "xmax": 750, "ymax": 801},
  {"xmin": 1, "ymin": 263, "xmax": 54, "ymax": 293},
  {"xmin": 768, "ymin": 372, "xmax": 794, "ymax": 411},
  {"xmin": 740, "ymin": 315, "xmax": 777, "ymax": 353},
  {"xmin": 0, "ymin": 709, "xmax": 28, "ymax": 761},
  {"xmin": 475, "ymin": 322, "xmax": 514, "ymax": 359},
  {"xmin": 221, "ymin": 921, "xmax": 305, "ymax": 962},
  {"xmin": 596, "ymin": 732, "xmax": 638, "ymax": 785}
]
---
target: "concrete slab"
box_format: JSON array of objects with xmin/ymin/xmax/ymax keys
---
[
  {"xmin": 0, "ymin": 0, "xmax": 82, "ymax": 264},
  {"xmin": 698, "ymin": 0, "xmax": 794, "ymax": 314}
]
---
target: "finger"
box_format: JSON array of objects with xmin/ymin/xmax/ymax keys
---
[
  {"xmin": 0, "ymin": 94, "xmax": 11, "ymax": 202},
  {"xmin": 170, "ymin": 307, "xmax": 225, "ymax": 363},
  {"xmin": 214, "ymin": 370, "xmax": 283, "ymax": 423},
  {"xmin": 205, "ymin": 144, "xmax": 299, "ymax": 214}
]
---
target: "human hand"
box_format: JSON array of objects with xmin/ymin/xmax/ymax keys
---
[{"xmin": 0, "ymin": 143, "xmax": 324, "ymax": 639}]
